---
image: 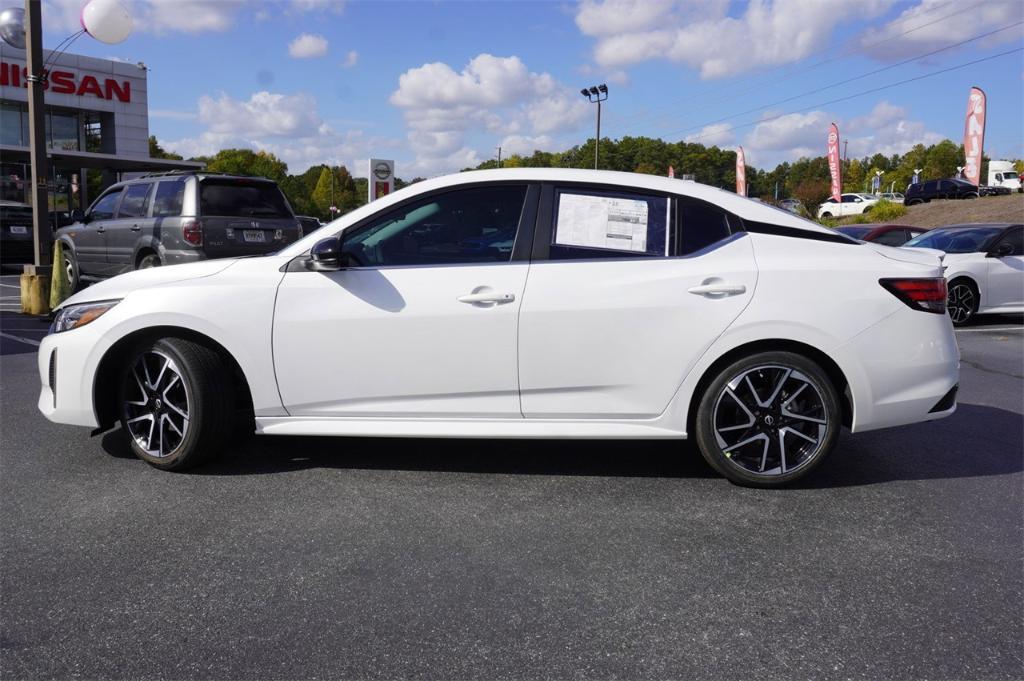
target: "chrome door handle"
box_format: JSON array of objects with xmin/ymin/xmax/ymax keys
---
[
  {"xmin": 130, "ymin": 224, "xmax": 141, "ymax": 232},
  {"xmin": 457, "ymin": 292, "xmax": 515, "ymax": 304},
  {"xmin": 688, "ymin": 282, "xmax": 747, "ymax": 296}
]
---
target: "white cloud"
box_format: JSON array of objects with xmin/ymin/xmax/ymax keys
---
[
  {"xmin": 741, "ymin": 101, "xmax": 944, "ymax": 167},
  {"xmin": 150, "ymin": 109, "xmax": 198, "ymax": 121},
  {"xmin": 500, "ymin": 134, "xmax": 554, "ymax": 157},
  {"xmin": 290, "ymin": 0, "xmax": 346, "ymax": 12},
  {"xmin": 42, "ymin": 0, "xmax": 245, "ymax": 35},
  {"xmin": 859, "ymin": 0, "xmax": 1024, "ymax": 61},
  {"xmin": 685, "ymin": 123, "xmax": 734, "ymax": 146},
  {"xmin": 391, "ymin": 53, "xmax": 589, "ymax": 175},
  {"xmin": 341, "ymin": 50, "xmax": 359, "ymax": 68},
  {"xmin": 288, "ymin": 33, "xmax": 329, "ymax": 59},
  {"xmin": 578, "ymin": 0, "xmax": 894, "ymax": 79},
  {"xmin": 198, "ymin": 91, "xmax": 321, "ymax": 137}
]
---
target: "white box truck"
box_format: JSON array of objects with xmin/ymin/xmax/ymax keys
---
[{"xmin": 987, "ymin": 161, "xmax": 1022, "ymax": 192}]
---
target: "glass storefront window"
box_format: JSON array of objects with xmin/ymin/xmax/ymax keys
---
[
  {"xmin": 49, "ymin": 111, "xmax": 80, "ymax": 151},
  {"xmin": 1, "ymin": 102, "xmax": 24, "ymax": 146}
]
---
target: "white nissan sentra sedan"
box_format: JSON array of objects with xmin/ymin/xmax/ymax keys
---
[{"xmin": 38, "ymin": 169, "xmax": 959, "ymax": 487}]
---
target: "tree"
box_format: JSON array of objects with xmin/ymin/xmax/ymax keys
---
[
  {"xmin": 149, "ymin": 135, "xmax": 182, "ymax": 160},
  {"xmin": 206, "ymin": 149, "xmax": 288, "ymax": 182},
  {"xmin": 923, "ymin": 140, "xmax": 961, "ymax": 181},
  {"xmin": 792, "ymin": 179, "xmax": 831, "ymax": 217},
  {"xmin": 844, "ymin": 159, "xmax": 866, "ymax": 193},
  {"xmin": 310, "ymin": 167, "xmax": 336, "ymax": 219}
]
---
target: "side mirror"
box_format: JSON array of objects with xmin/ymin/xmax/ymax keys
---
[
  {"xmin": 987, "ymin": 242, "xmax": 1013, "ymax": 258},
  {"xmin": 306, "ymin": 236, "xmax": 342, "ymax": 271}
]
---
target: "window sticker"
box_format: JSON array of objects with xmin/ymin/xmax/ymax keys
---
[{"xmin": 555, "ymin": 193, "xmax": 650, "ymax": 252}]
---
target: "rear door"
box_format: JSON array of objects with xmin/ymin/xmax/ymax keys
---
[
  {"xmin": 517, "ymin": 185, "xmax": 757, "ymax": 419},
  {"xmin": 106, "ymin": 182, "xmax": 154, "ymax": 273},
  {"xmin": 198, "ymin": 179, "xmax": 300, "ymax": 256}
]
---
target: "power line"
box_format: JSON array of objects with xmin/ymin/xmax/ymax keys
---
[
  {"xmin": 606, "ymin": 0, "xmax": 976, "ymax": 134},
  {"xmin": 671, "ymin": 20, "xmax": 1023, "ymax": 139},
  {"xmin": 675, "ymin": 46, "xmax": 1023, "ymax": 144}
]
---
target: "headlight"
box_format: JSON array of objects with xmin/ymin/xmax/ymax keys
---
[{"xmin": 48, "ymin": 300, "xmax": 119, "ymax": 334}]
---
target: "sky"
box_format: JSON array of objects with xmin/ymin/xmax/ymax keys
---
[{"xmin": 39, "ymin": 0, "xmax": 1024, "ymax": 178}]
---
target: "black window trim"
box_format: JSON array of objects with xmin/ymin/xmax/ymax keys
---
[{"xmin": 288, "ymin": 181, "xmax": 541, "ymax": 272}]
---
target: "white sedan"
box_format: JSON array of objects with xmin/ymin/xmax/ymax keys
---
[
  {"xmin": 904, "ymin": 223, "xmax": 1024, "ymax": 325},
  {"xmin": 38, "ymin": 169, "xmax": 959, "ymax": 487},
  {"xmin": 817, "ymin": 193, "xmax": 880, "ymax": 219}
]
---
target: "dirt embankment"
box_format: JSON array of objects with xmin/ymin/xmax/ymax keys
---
[{"xmin": 888, "ymin": 194, "xmax": 1024, "ymax": 227}]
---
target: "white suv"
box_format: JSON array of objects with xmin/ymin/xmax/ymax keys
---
[{"xmin": 817, "ymin": 193, "xmax": 879, "ymax": 219}]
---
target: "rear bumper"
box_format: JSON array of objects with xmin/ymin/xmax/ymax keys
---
[{"xmin": 836, "ymin": 308, "xmax": 959, "ymax": 432}]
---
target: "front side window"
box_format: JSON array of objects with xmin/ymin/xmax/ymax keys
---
[
  {"xmin": 343, "ymin": 185, "xmax": 527, "ymax": 267},
  {"xmin": 89, "ymin": 189, "xmax": 122, "ymax": 220},
  {"xmin": 550, "ymin": 188, "xmax": 668, "ymax": 259},
  {"xmin": 994, "ymin": 228, "xmax": 1023, "ymax": 256},
  {"xmin": 841, "ymin": 195, "xmax": 857, "ymax": 203},
  {"xmin": 117, "ymin": 183, "xmax": 153, "ymax": 218},
  {"xmin": 152, "ymin": 180, "xmax": 185, "ymax": 217}
]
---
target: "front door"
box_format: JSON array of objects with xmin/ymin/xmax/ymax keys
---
[
  {"xmin": 73, "ymin": 188, "xmax": 121, "ymax": 276},
  {"xmin": 518, "ymin": 187, "xmax": 757, "ymax": 419},
  {"xmin": 987, "ymin": 226, "xmax": 1024, "ymax": 308},
  {"xmin": 273, "ymin": 183, "xmax": 536, "ymax": 418}
]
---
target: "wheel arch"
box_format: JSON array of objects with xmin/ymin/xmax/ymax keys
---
[
  {"xmin": 92, "ymin": 325, "xmax": 254, "ymax": 433},
  {"xmin": 947, "ymin": 273, "xmax": 981, "ymax": 305},
  {"xmin": 685, "ymin": 338, "xmax": 853, "ymax": 438}
]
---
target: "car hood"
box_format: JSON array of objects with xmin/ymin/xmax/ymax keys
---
[{"xmin": 56, "ymin": 259, "xmax": 239, "ymax": 310}]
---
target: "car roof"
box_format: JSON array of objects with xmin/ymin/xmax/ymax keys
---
[{"xmin": 932, "ymin": 223, "xmax": 1020, "ymax": 230}]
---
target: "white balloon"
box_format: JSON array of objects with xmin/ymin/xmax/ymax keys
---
[{"xmin": 80, "ymin": 0, "xmax": 132, "ymax": 45}]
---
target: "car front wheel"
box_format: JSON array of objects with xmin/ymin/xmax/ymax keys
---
[
  {"xmin": 695, "ymin": 351, "xmax": 841, "ymax": 487},
  {"xmin": 119, "ymin": 337, "xmax": 234, "ymax": 470}
]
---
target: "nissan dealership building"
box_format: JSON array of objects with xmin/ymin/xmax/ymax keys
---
[{"xmin": 1, "ymin": 43, "xmax": 200, "ymax": 218}]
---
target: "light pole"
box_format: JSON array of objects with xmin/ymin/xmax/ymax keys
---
[
  {"xmin": 580, "ymin": 83, "xmax": 608, "ymax": 170},
  {"xmin": 873, "ymin": 170, "xmax": 883, "ymax": 195},
  {"xmin": 496, "ymin": 146, "xmax": 502, "ymax": 168}
]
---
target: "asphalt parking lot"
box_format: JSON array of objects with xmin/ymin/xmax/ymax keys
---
[{"xmin": 1, "ymin": 272, "xmax": 1021, "ymax": 680}]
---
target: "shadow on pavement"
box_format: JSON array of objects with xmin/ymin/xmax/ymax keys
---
[{"xmin": 101, "ymin": 403, "xmax": 1022, "ymax": 486}]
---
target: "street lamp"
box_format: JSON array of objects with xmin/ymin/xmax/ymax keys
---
[
  {"xmin": 873, "ymin": 170, "xmax": 884, "ymax": 194},
  {"xmin": 580, "ymin": 83, "xmax": 608, "ymax": 170}
]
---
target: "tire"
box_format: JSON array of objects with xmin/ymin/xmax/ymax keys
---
[
  {"xmin": 862, "ymin": 206, "xmax": 872, "ymax": 214},
  {"xmin": 964, "ymin": 192, "xmax": 978, "ymax": 200},
  {"xmin": 820, "ymin": 212, "xmax": 833, "ymax": 218},
  {"xmin": 694, "ymin": 351, "xmax": 841, "ymax": 488},
  {"xmin": 137, "ymin": 253, "xmax": 161, "ymax": 270},
  {"xmin": 63, "ymin": 249, "xmax": 80, "ymax": 293},
  {"xmin": 118, "ymin": 337, "xmax": 235, "ymax": 471},
  {"xmin": 947, "ymin": 278, "xmax": 979, "ymax": 327}
]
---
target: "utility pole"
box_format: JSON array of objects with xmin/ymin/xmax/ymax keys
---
[
  {"xmin": 580, "ymin": 84, "xmax": 608, "ymax": 170},
  {"xmin": 496, "ymin": 146, "xmax": 502, "ymax": 168},
  {"xmin": 843, "ymin": 139, "xmax": 848, "ymax": 164},
  {"xmin": 23, "ymin": 0, "xmax": 52, "ymax": 313}
]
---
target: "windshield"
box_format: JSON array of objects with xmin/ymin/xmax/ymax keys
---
[
  {"xmin": 904, "ymin": 226, "xmax": 1003, "ymax": 253},
  {"xmin": 199, "ymin": 180, "xmax": 291, "ymax": 218}
]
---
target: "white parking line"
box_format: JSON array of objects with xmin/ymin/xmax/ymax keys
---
[
  {"xmin": 0, "ymin": 331, "xmax": 41, "ymax": 347},
  {"xmin": 0, "ymin": 283, "xmax": 22, "ymax": 289},
  {"xmin": 955, "ymin": 326, "xmax": 1023, "ymax": 333}
]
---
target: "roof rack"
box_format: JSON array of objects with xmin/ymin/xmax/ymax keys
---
[{"xmin": 138, "ymin": 169, "xmax": 236, "ymax": 179}]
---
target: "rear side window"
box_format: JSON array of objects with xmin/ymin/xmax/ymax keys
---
[
  {"xmin": 199, "ymin": 180, "xmax": 290, "ymax": 218},
  {"xmin": 994, "ymin": 227, "xmax": 1023, "ymax": 256},
  {"xmin": 676, "ymin": 198, "xmax": 732, "ymax": 255},
  {"xmin": 152, "ymin": 180, "xmax": 185, "ymax": 217},
  {"xmin": 89, "ymin": 189, "xmax": 121, "ymax": 220},
  {"xmin": 551, "ymin": 188, "xmax": 668, "ymax": 259},
  {"xmin": 117, "ymin": 183, "xmax": 153, "ymax": 218}
]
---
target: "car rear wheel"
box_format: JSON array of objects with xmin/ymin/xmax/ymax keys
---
[
  {"xmin": 119, "ymin": 338, "xmax": 234, "ymax": 471},
  {"xmin": 695, "ymin": 351, "xmax": 841, "ymax": 487},
  {"xmin": 137, "ymin": 253, "xmax": 161, "ymax": 269},
  {"xmin": 820, "ymin": 212, "xmax": 833, "ymax": 218},
  {"xmin": 947, "ymin": 279, "xmax": 978, "ymax": 326}
]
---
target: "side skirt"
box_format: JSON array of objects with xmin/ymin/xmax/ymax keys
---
[{"xmin": 255, "ymin": 417, "xmax": 687, "ymax": 440}]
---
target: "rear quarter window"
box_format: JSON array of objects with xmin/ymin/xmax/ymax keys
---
[{"xmin": 152, "ymin": 180, "xmax": 185, "ymax": 217}]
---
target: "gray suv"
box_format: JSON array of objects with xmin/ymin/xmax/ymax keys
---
[{"xmin": 57, "ymin": 171, "xmax": 301, "ymax": 289}]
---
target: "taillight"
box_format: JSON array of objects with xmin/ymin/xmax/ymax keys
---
[
  {"xmin": 182, "ymin": 219, "xmax": 202, "ymax": 246},
  {"xmin": 880, "ymin": 278, "xmax": 948, "ymax": 314}
]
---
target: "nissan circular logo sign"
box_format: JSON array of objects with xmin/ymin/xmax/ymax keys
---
[{"xmin": 373, "ymin": 162, "xmax": 392, "ymax": 180}]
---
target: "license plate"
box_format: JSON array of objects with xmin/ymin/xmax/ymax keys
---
[
  {"xmin": 243, "ymin": 229, "xmax": 265, "ymax": 243},
  {"xmin": 10, "ymin": 225, "xmax": 27, "ymax": 235}
]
